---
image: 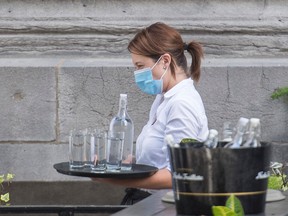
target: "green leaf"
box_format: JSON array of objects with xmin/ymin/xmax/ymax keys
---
[
  {"xmin": 6, "ymin": 173, "xmax": 15, "ymax": 182},
  {"xmin": 225, "ymin": 195, "xmax": 245, "ymax": 216},
  {"xmin": 180, "ymin": 138, "xmax": 198, "ymax": 144},
  {"xmin": 212, "ymin": 206, "xmax": 237, "ymax": 216},
  {"xmin": 268, "ymin": 176, "xmax": 283, "ymax": 190},
  {"xmin": 271, "ymin": 87, "xmax": 288, "ymax": 99},
  {"xmin": 0, "ymin": 193, "xmax": 10, "ymax": 203}
]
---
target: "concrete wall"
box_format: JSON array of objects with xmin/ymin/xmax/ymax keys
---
[{"xmin": 0, "ymin": 0, "xmax": 288, "ymax": 205}]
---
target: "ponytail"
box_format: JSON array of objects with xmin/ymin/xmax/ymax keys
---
[{"xmin": 186, "ymin": 41, "xmax": 204, "ymax": 82}]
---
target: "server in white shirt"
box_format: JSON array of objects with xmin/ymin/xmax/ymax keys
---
[{"xmin": 94, "ymin": 22, "xmax": 209, "ymax": 205}]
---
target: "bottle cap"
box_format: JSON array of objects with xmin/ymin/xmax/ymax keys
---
[
  {"xmin": 120, "ymin": 94, "xmax": 127, "ymax": 99},
  {"xmin": 250, "ymin": 118, "xmax": 260, "ymax": 126},
  {"xmin": 209, "ymin": 129, "xmax": 218, "ymax": 136},
  {"xmin": 239, "ymin": 117, "xmax": 249, "ymax": 125}
]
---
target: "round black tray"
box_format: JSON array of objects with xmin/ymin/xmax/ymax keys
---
[{"xmin": 53, "ymin": 162, "xmax": 158, "ymax": 179}]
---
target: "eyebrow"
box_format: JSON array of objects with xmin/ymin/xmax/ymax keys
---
[{"xmin": 134, "ymin": 61, "xmax": 144, "ymax": 66}]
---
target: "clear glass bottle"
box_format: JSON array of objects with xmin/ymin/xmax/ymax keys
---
[
  {"xmin": 109, "ymin": 94, "xmax": 134, "ymax": 170},
  {"xmin": 222, "ymin": 121, "xmax": 233, "ymax": 142},
  {"xmin": 204, "ymin": 129, "xmax": 219, "ymax": 148},
  {"xmin": 225, "ymin": 117, "xmax": 249, "ymax": 148},
  {"xmin": 242, "ymin": 118, "xmax": 261, "ymax": 148}
]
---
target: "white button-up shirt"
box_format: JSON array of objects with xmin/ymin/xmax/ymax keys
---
[{"xmin": 136, "ymin": 78, "xmax": 208, "ymax": 171}]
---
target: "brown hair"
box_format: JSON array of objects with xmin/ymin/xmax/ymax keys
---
[{"xmin": 128, "ymin": 22, "xmax": 204, "ymax": 82}]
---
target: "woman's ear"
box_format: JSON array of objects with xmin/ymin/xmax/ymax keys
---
[{"xmin": 162, "ymin": 53, "xmax": 171, "ymax": 68}]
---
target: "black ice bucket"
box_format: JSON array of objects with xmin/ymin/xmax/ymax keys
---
[{"xmin": 168, "ymin": 142, "xmax": 271, "ymax": 216}]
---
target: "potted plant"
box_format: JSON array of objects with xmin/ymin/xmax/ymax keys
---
[
  {"xmin": 268, "ymin": 87, "xmax": 288, "ymax": 192},
  {"xmin": 0, "ymin": 173, "xmax": 14, "ymax": 205},
  {"xmin": 268, "ymin": 162, "xmax": 288, "ymax": 191}
]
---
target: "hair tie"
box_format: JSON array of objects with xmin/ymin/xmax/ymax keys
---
[{"xmin": 183, "ymin": 43, "xmax": 189, "ymax": 51}]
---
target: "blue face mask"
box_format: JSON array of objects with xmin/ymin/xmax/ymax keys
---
[{"xmin": 134, "ymin": 56, "xmax": 168, "ymax": 95}]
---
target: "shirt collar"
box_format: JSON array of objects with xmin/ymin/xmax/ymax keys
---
[{"xmin": 163, "ymin": 78, "xmax": 194, "ymax": 99}]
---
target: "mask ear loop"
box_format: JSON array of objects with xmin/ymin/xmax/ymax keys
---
[
  {"xmin": 160, "ymin": 67, "xmax": 168, "ymax": 80},
  {"xmin": 151, "ymin": 55, "xmax": 163, "ymax": 70}
]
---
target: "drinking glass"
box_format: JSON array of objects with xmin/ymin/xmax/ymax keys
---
[
  {"xmin": 69, "ymin": 129, "xmax": 86, "ymax": 169},
  {"xmin": 106, "ymin": 131, "xmax": 125, "ymax": 171},
  {"xmin": 91, "ymin": 129, "xmax": 107, "ymax": 172}
]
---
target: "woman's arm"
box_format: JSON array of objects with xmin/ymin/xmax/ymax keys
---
[{"xmin": 92, "ymin": 168, "xmax": 172, "ymax": 189}]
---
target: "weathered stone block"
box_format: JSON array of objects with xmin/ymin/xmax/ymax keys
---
[
  {"xmin": 0, "ymin": 65, "xmax": 56, "ymax": 141},
  {"xmin": 0, "ymin": 143, "xmax": 71, "ymax": 181},
  {"xmin": 0, "ymin": 1, "xmax": 288, "ymax": 58},
  {"xmin": 198, "ymin": 59, "xmax": 288, "ymax": 142}
]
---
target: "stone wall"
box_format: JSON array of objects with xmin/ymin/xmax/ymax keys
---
[{"xmin": 0, "ymin": 0, "xmax": 288, "ymax": 204}]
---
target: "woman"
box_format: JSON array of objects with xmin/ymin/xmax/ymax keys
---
[{"xmin": 95, "ymin": 22, "xmax": 208, "ymax": 204}]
